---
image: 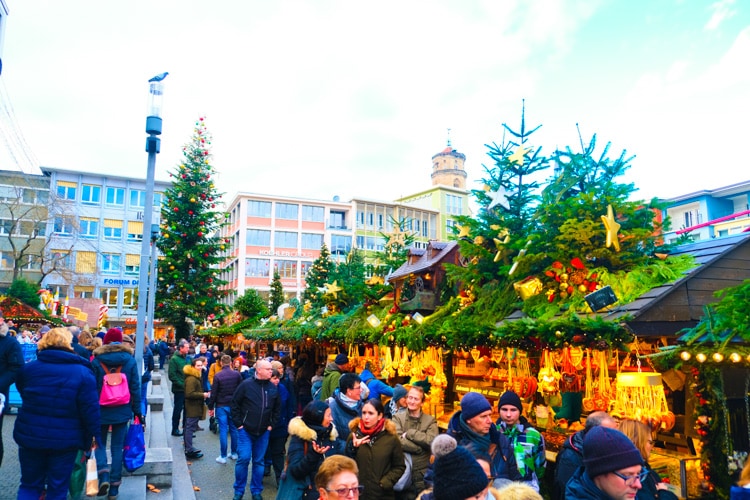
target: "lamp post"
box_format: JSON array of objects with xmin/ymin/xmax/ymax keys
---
[{"xmin": 135, "ymin": 72, "xmax": 168, "ymax": 371}]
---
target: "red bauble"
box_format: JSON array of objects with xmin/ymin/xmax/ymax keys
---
[
  {"xmin": 182, "ymin": 174, "xmax": 186, "ymax": 179},
  {"xmin": 199, "ymin": 221, "xmax": 205, "ymax": 226},
  {"xmin": 203, "ymin": 253, "xmax": 209, "ymax": 257},
  {"xmin": 188, "ymin": 210, "xmax": 194, "ymax": 215},
  {"xmin": 173, "ymin": 207, "xmax": 179, "ymax": 212},
  {"xmin": 158, "ymin": 302, "xmax": 164, "ymax": 308},
  {"xmin": 207, "ymin": 278, "xmax": 213, "ymax": 283},
  {"xmin": 198, "ymin": 232, "xmax": 203, "ymax": 237}
]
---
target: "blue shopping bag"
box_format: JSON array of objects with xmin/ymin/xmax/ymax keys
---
[{"xmin": 123, "ymin": 416, "xmax": 146, "ymax": 472}]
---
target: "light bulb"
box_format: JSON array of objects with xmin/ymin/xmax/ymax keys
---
[
  {"xmin": 696, "ymin": 353, "xmax": 707, "ymax": 363},
  {"xmin": 712, "ymin": 352, "xmax": 724, "ymax": 363},
  {"xmin": 730, "ymin": 353, "xmax": 742, "ymax": 363},
  {"xmin": 680, "ymin": 351, "xmax": 691, "ymax": 361}
]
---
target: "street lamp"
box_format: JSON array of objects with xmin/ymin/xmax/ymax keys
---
[{"xmin": 135, "ymin": 72, "xmax": 168, "ymax": 371}]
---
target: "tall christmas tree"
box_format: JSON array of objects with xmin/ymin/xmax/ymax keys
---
[
  {"xmin": 155, "ymin": 117, "xmax": 228, "ymax": 340},
  {"xmin": 302, "ymin": 243, "xmax": 333, "ymax": 307},
  {"xmin": 269, "ymin": 270, "xmax": 285, "ymax": 315}
]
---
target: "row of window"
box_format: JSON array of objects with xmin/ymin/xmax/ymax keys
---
[
  {"xmin": 0, "ymin": 219, "xmax": 47, "ymax": 237},
  {"xmin": 56, "ymin": 181, "xmax": 163, "ymax": 209},
  {"xmin": 53, "ymin": 217, "xmax": 145, "ymax": 241},
  {"xmin": 245, "ymin": 258, "xmax": 313, "ymax": 278},
  {"xmin": 247, "ymin": 200, "xmax": 347, "ymax": 227},
  {"xmin": 0, "ymin": 186, "xmax": 49, "ymax": 205},
  {"xmin": 50, "ymin": 250, "xmax": 141, "ymax": 275},
  {"xmin": 245, "ymin": 230, "xmax": 351, "ymax": 252}
]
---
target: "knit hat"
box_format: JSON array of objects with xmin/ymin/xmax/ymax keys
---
[
  {"xmin": 302, "ymin": 400, "xmax": 330, "ymax": 427},
  {"xmin": 103, "ymin": 328, "xmax": 123, "ymax": 345},
  {"xmin": 39, "ymin": 325, "xmax": 51, "ymax": 335},
  {"xmin": 392, "ymin": 384, "xmax": 408, "ymax": 403},
  {"xmin": 122, "ymin": 334, "xmax": 135, "ymax": 346},
  {"xmin": 431, "ymin": 434, "xmax": 488, "ymax": 500},
  {"xmin": 334, "ymin": 353, "xmax": 349, "ymax": 365},
  {"xmin": 498, "ymin": 390, "xmax": 523, "ymax": 411},
  {"xmin": 583, "ymin": 426, "xmax": 644, "ymax": 478},
  {"xmin": 461, "ymin": 392, "xmax": 492, "ymax": 421}
]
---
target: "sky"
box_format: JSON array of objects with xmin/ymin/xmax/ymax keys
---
[{"xmin": 1, "ymin": 0, "xmax": 748, "ymax": 206}]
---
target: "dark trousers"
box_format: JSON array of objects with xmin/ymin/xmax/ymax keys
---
[
  {"xmin": 264, "ymin": 434, "xmax": 287, "ymax": 482},
  {"xmin": 172, "ymin": 391, "xmax": 186, "ymax": 432},
  {"xmin": 18, "ymin": 447, "xmax": 78, "ymax": 500}
]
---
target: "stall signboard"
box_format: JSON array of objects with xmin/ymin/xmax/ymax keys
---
[{"xmin": 454, "ymin": 382, "xmax": 503, "ymax": 400}]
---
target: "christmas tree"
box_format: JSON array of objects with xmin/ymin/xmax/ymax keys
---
[
  {"xmin": 155, "ymin": 117, "xmax": 228, "ymax": 339},
  {"xmin": 302, "ymin": 243, "xmax": 333, "ymax": 308},
  {"xmin": 328, "ymin": 249, "xmax": 368, "ymax": 311},
  {"xmin": 269, "ymin": 270, "xmax": 284, "ymax": 315}
]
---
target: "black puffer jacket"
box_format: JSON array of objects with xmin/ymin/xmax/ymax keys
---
[{"xmin": 230, "ymin": 375, "xmax": 280, "ymax": 436}]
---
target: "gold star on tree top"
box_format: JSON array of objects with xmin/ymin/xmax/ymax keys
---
[
  {"xmin": 323, "ymin": 280, "xmax": 343, "ymax": 299},
  {"xmin": 385, "ymin": 227, "xmax": 406, "ymax": 249}
]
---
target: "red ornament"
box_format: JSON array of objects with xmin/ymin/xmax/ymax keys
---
[
  {"xmin": 182, "ymin": 174, "xmax": 186, "ymax": 179},
  {"xmin": 207, "ymin": 278, "xmax": 213, "ymax": 283},
  {"xmin": 204, "ymin": 253, "xmax": 209, "ymax": 257},
  {"xmin": 198, "ymin": 232, "xmax": 203, "ymax": 237},
  {"xmin": 173, "ymin": 207, "xmax": 179, "ymax": 212},
  {"xmin": 200, "ymin": 221, "xmax": 205, "ymax": 226},
  {"xmin": 188, "ymin": 210, "xmax": 194, "ymax": 215}
]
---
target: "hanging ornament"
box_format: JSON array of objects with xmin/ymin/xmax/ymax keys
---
[
  {"xmin": 457, "ymin": 225, "xmax": 471, "ymax": 238},
  {"xmin": 508, "ymin": 146, "xmax": 530, "ymax": 165},
  {"xmin": 488, "ymin": 185, "xmax": 511, "ymax": 210},
  {"xmin": 513, "ymin": 276, "xmax": 543, "ymax": 300},
  {"xmin": 323, "ymin": 281, "xmax": 343, "ymax": 299},
  {"xmin": 601, "ymin": 204, "xmax": 622, "ymax": 252}
]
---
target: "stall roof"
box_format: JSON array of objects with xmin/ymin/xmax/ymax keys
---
[
  {"xmin": 0, "ymin": 297, "xmax": 47, "ymax": 322},
  {"xmin": 387, "ymin": 241, "xmax": 459, "ymax": 281},
  {"xmin": 503, "ymin": 233, "xmax": 750, "ymax": 337}
]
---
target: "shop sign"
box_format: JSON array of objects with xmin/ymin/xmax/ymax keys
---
[
  {"xmin": 454, "ymin": 383, "xmax": 503, "ymax": 399},
  {"xmin": 101, "ymin": 278, "xmax": 138, "ymax": 286}
]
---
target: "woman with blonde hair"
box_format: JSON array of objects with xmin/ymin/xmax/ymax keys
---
[
  {"xmin": 13, "ymin": 327, "xmax": 101, "ymax": 499},
  {"xmin": 618, "ymin": 419, "xmax": 677, "ymax": 500},
  {"xmin": 315, "ymin": 455, "xmax": 362, "ymax": 500}
]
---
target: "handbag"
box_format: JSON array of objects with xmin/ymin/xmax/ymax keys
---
[
  {"xmin": 69, "ymin": 450, "xmax": 86, "ymax": 499},
  {"xmin": 393, "ymin": 452, "xmax": 413, "ymax": 492},
  {"xmin": 209, "ymin": 415, "xmax": 218, "ymax": 434},
  {"xmin": 123, "ymin": 416, "xmax": 146, "ymax": 472},
  {"xmin": 85, "ymin": 453, "xmax": 99, "ymax": 496}
]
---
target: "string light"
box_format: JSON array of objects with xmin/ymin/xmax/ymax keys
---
[
  {"xmin": 730, "ymin": 353, "xmax": 741, "ymax": 363},
  {"xmin": 712, "ymin": 352, "xmax": 724, "ymax": 363},
  {"xmin": 696, "ymin": 353, "xmax": 707, "ymax": 363},
  {"xmin": 680, "ymin": 351, "xmax": 691, "ymax": 361}
]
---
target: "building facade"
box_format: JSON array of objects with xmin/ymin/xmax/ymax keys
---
[
  {"xmin": 40, "ymin": 166, "xmax": 170, "ymax": 320},
  {"xmin": 661, "ymin": 180, "xmax": 750, "ymax": 243}
]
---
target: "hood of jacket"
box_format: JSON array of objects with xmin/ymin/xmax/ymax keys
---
[
  {"xmin": 184, "ymin": 364, "xmax": 202, "ymax": 379},
  {"xmin": 37, "ymin": 347, "xmax": 93, "ymax": 369},
  {"xmin": 561, "ymin": 428, "xmax": 585, "ymax": 455},
  {"xmin": 359, "ymin": 368, "xmax": 375, "ymax": 383},
  {"xmin": 348, "ymin": 416, "xmax": 398, "ymax": 436},
  {"xmin": 288, "ymin": 415, "xmax": 338, "ymax": 442},
  {"xmin": 324, "ymin": 361, "xmax": 342, "ymax": 375},
  {"xmin": 93, "ymin": 342, "xmax": 134, "ymax": 357}
]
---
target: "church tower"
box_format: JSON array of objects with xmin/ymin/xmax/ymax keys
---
[{"xmin": 430, "ymin": 132, "xmax": 467, "ymax": 189}]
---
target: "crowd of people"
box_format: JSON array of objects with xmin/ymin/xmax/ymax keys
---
[{"xmin": 0, "ymin": 319, "xmax": 713, "ymax": 499}]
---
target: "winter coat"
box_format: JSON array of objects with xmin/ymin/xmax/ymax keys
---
[
  {"xmin": 732, "ymin": 485, "xmax": 750, "ymax": 500},
  {"xmin": 392, "ymin": 410, "xmax": 438, "ymax": 494},
  {"xmin": 360, "ymin": 368, "xmax": 394, "ymax": 401},
  {"xmin": 271, "ymin": 380, "xmax": 295, "ymax": 439},
  {"xmin": 13, "ymin": 347, "xmax": 100, "ymax": 451},
  {"xmin": 231, "ymin": 375, "xmax": 281, "ymax": 436},
  {"xmin": 276, "ymin": 416, "xmax": 341, "ymax": 500},
  {"xmin": 565, "ymin": 467, "xmax": 613, "ymax": 500},
  {"xmin": 71, "ymin": 335, "xmax": 90, "ymax": 360},
  {"xmin": 638, "ymin": 464, "xmax": 678, "ymax": 500},
  {"xmin": 498, "ymin": 416, "xmax": 546, "ymax": 487},
  {"xmin": 320, "ymin": 362, "xmax": 345, "ymax": 401},
  {"xmin": 346, "ymin": 417, "xmax": 406, "ymax": 500},
  {"xmin": 208, "ymin": 360, "xmax": 221, "ymax": 385},
  {"xmin": 445, "ymin": 410, "xmax": 522, "ymax": 482},
  {"xmin": 552, "ymin": 429, "xmax": 585, "ymax": 500},
  {"xmin": 91, "ymin": 342, "xmax": 140, "ymax": 424},
  {"xmin": 328, "ymin": 388, "xmax": 364, "ymax": 445},
  {"xmin": 142, "ymin": 345, "xmax": 155, "ymax": 383},
  {"xmin": 208, "ymin": 365, "xmax": 242, "ymax": 409},
  {"xmin": 168, "ymin": 352, "xmax": 188, "ymax": 393},
  {"xmin": 184, "ymin": 365, "xmax": 206, "ymax": 419},
  {"xmin": 0, "ymin": 323, "xmax": 22, "ymax": 400},
  {"xmin": 158, "ymin": 340, "xmax": 170, "ymax": 358}
]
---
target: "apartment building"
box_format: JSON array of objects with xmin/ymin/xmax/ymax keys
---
[{"xmin": 40, "ymin": 166, "xmax": 170, "ymax": 319}]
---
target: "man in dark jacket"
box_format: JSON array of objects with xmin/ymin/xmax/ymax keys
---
[
  {"xmin": 552, "ymin": 410, "xmax": 618, "ymax": 500},
  {"xmin": 0, "ymin": 313, "xmax": 23, "ymax": 467},
  {"xmin": 445, "ymin": 392, "xmax": 522, "ymax": 486},
  {"xmin": 168, "ymin": 339, "xmax": 189, "ymax": 436},
  {"xmin": 230, "ymin": 358, "xmax": 280, "ymax": 500},
  {"xmin": 208, "ymin": 355, "xmax": 242, "ymax": 463},
  {"xmin": 157, "ymin": 338, "xmax": 170, "ymax": 369},
  {"xmin": 68, "ymin": 325, "xmax": 90, "ymax": 359}
]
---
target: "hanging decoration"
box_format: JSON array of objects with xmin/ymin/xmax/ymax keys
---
[{"xmin": 601, "ymin": 204, "xmax": 622, "ymax": 252}]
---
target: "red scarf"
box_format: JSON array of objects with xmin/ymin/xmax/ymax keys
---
[{"xmin": 358, "ymin": 417, "xmax": 385, "ymax": 437}]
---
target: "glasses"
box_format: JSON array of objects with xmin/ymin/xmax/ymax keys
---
[
  {"xmin": 326, "ymin": 485, "xmax": 364, "ymax": 497},
  {"xmin": 351, "ymin": 385, "xmax": 362, "ymax": 391},
  {"xmin": 611, "ymin": 469, "xmax": 649, "ymax": 486}
]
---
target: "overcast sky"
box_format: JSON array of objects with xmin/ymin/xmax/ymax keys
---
[{"xmin": 1, "ymin": 0, "xmax": 748, "ymax": 206}]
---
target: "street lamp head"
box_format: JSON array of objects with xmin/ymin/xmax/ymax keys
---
[
  {"xmin": 146, "ymin": 72, "xmax": 168, "ymax": 135},
  {"xmin": 149, "ymin": 72, "xmax": 169, "ymax": 82}
]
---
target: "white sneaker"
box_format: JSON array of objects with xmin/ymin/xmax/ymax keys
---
[
  {"xmin": 229, "ymin": 453, "xmax": 238, "ymax": 460},
  {"xmin": 216, "ymin": 456, "xmax": 227, "ymax": 464}
]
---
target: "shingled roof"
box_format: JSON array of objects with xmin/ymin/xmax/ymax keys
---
[{"xmin": 387, "ymin": 241, "xmax": 459, "ymax": 282}]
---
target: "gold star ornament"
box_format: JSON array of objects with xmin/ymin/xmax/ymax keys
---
[
  {"xmin": 508, "ymin": 146, "xmax": 530, "ymax": 166},
  {"xmin": 601, "ymin": 204, "xmax": 621, "ymax": 252},
  {"xmin": 324, "ymin": 281, "xmax": 343, "ymax": 299},
  {"xmin": 457, "ymin": 225, "xmax": 471, "ymax": 238}
]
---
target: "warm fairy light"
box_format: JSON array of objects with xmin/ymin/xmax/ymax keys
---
[
  {"xmin": 315, "ymin": 320, "xmax": 323, "ymax": 327},
  {"xmin": 730, "ymin": 353, "xmax": 742, "ymax": 363},
  {"xmin": 680, "ymin": 351, "xmax": 691, "ymax": 361},
  {"xmin": 712, "ymin": 352, "xmax": 724, "ymax": 363},
  {"xmin": 413, "ymin": 312, "xmax": 424, "ymax": 324},
  {"xmin": 696, "ymin": 353, "xmax": 707, "ymax": 363}
]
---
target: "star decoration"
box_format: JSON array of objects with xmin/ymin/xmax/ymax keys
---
[
  {"xmin": 457, "ymin": 225, "xmax": 471, "ymax": 238},
  {"xmin": 323, "ymin": 281, "xmax": 343, "ymax": 299},
  {"xmin": 508, "ymin": 247, "xmax": 528, "ymax": 276},
  {"xmin": 493, "ymin": 229, "xmax": 511, "ymax": 262},
  {"xmin": 508, "ymin": 146, "xmax": 530, "ymax": 165},
  {"xmin": 488, "ymin": 186, "xmax": 511, "ymax": 210},
  {"xmin": 601, "ymin": 204, "xmax": 621, "ymax": 252},
  {"xmin": 385, "ymin": 227, "xmax": 406, "ymax": 249}
]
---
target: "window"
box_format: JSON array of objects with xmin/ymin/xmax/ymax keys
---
[
  {"xmin": 300, "ymin": 261, "xmax": 312, "ymax": 277},
  {"xmin": 248, "ymin": 200, "xmax": 272, "ymax": 217},
  {"xmin": 81, "ymin": 184, "xmax": 101, "ymax": 204},
  {"xmin": 446, "ymin": 219, "xmax": 457, "ymax": 234},
  {"xmin": 153, "ymin": 192, "xmax": 163, "ymax": 208},
  {"xmin": 0, "ymin": 219, "xmax": 14, "ymax": 235},
  {"xmin": 19, "ymin": 221, "xmax": 36, "ymax": 237},
  {"xmin": 105, "ymin": 187, "xmax": 125, "ymax": 206},
  {"xmin": 79, "ymin": 217, "xmax": 99, "ymax": 238},
  {"xmin": 127, "ymin": 221, "xmax": 143, "ymax": 242},
  {"xmin": 276, "ymin": 203, "xmax": 298, "ymax": 220},
  {"xmin": 301, "ymin": 233, "xmax": 323, "ymax": 249},
  {"xmin": 301, "ymin": 205, "xmax": 325, "ymax": 222},
  {"xmin": 377, "ymin": 214, "xmax": 384, "ymax": 229},
  {"xmin": 53, "ymin": 216, "xmax": 74, "ymax": 236},
  {"xmin": 366, "ymin": 213, "xmax": 374, "ymax": 228},
  {"xmin": 446, "ymin": 194, "xmax": 462, "ymax": 215},
  {"xmin": 275, "ymin": 260, "xmax": 297, "ymax": 278},
  {"xmin": 330, "ymin": 211, "xmax": 346, "ymax": 229},
  {"xmin": 21, "ymin": 189, "xmax": 36, "ymax": 204},
  {"xmin": 74, "ymin": 286, "xmax": 94, "ymax": 298},
  {"xmin": 125, "ymin": 254, "xmax": 140, "ymax": 274},
  {"xmin": 101, "ymin": 253, "xmax": 121, "ymax": 273},
  {"xmin": 35, "ymin": 221, "xmax": 46, "ymax": 237},
  {"xmin": 76, "ymin": 251, "xmax": 96, "ymax": 273},
  {"xmin": 357, "ymin": 211, "xmax": 365, "ymax": 228},
  {"xmin": 56, "ymin": 181, "xmax": 76, "ymax": 200},
  {"xmin": 37, "ymin": 190, "xmax": 49, "ymax": 204},
  {"xmin": 122, "ymin": 288, "xmax": 137, "ymax": 307},
  {"xmin": 331, "ymin": 235, "xmax": 352, "ymax": 255},
  {"xmin": 245, "ymin": 258, "xmax": 270, "ymax": 277},
  {"xmin": 103, "ymin": 219, "xmax": 123, "ymax": 240},
  {"xmin": 100, "ymin": 288, "xmax": 118, "ymax": 307},
  {"xmin": 130, "ymin": 189, "xmax": 146, "ymax": 208},
  {"xmin": 51, "ymin": 249, "xmax": 72, "ymax": 269},
  {"xmin": 275, "ymin": 231, "xmax": 298, "ymax": 248},
  {"xmin": 0, "ymin": 251, "xmax": 14, "ymax": 269},
  {"xmin": 22, "ymin": 255, "xmax": 40, "ymax": 270},
  {"xmin": 247, "ymin": 229, "xmax": 271, "ymax": 246}
]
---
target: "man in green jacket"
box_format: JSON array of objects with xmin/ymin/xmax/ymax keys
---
[
  {"xmin": 168, "ymin": 339, "xmax": 189, "ymax": 436},
  {"xmin": 319, "ymin": 353, "xmax": 349, "ymax": 401}
]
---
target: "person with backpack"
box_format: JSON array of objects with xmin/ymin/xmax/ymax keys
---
[
  {"xmin": 359, "ymin": 362, "xmax": 394, "ymax": 402},
  {"xmin": 91, "ymin": 328, "xmax": 141, "ymax": 500}
]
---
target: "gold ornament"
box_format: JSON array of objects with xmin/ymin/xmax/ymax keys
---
[
  {"xmin": 457, "ymin": 225, "xmax": 471, "ymax": 238},
  {"xmin": 509, "ymin": 146, "xmax": 530, "ymax": 165},
  {"xmin": 601, "ymin": 204, "xmax": 621, "ymax": 252},
  {"xmin": 513, "ymin": 276, "xmax": 544, "ymax": 300},
  {"xmin": 323, "ymin": 280, "xmax": 343, "ymax": 299}
]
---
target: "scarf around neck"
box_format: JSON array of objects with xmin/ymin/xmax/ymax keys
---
[
  {"xmin": 359, "ymin": 417, "xmax": 386, "ymax": 437},
  {"xmin": 459, "ymin": 414, "xmax": 492, "ymax": 451}
]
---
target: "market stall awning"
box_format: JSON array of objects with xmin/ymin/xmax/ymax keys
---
[{"xmin": 0, "ymin": 297, "xmax": 47, "ymax": 322}]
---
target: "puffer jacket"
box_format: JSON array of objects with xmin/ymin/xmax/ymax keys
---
[
  {"xmin": 14, "ymin": 347, "xmax": 100, "ymax": 450},
  {"xmin": 392, "ymin": 410, "xmax": 438, "ymax": 494},
  {"xmin": 276, "ymin": 416, "xmax": 341, "ymax": 500},
  {"xmin": 184, "ymin": 365, "xmax": 205, "ymax": 419},
  {"xmin": 565, "ymin": 467, "xmax": 613, "ymax": 499},
  {"xmin": 552, "ymin": 429, "xmax": 585, "ymax": 500},
  {"xmin": 91, "ymin": 342, "xmax": 140, "ymax": 424},
  {"xmin": 346, "ymin": 417, "xmax": 406, "ymax": 500},
  {"xmin": 231, "ymin": 375, "xmax": 280, "ymax": 436}
]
